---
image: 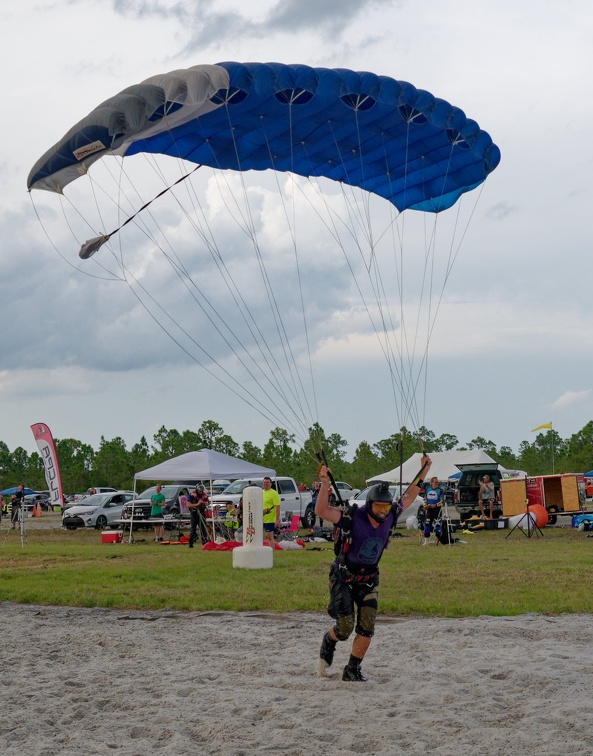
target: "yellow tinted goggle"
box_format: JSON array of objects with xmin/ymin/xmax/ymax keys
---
[{"xmin": 372, "ymin": 501, "xmax": 392, "ymax": 510}]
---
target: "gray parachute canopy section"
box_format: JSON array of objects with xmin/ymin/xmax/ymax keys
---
[{"xmin": 27, "ymin": 65, "xmax": 229, "ymax": 193}]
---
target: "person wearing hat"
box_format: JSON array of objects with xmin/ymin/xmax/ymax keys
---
[
  {"xmin": 187, "ymin": 486, "xmax": 209, "ymax": 548},
  {"xmin": 316, "ymin": 455, "xmax": 431, "ymax": 682}
]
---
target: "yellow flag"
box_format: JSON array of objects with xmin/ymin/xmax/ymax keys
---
[{"xmin": 531, "ymin": 422, "xmax": 552, "ymax": 432}]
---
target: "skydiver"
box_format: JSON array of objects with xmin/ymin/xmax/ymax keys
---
[{"xmin": 316, "ymin": 455, "xmax": 431, "ymax": 681}]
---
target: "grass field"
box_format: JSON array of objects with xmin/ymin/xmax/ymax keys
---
[{"xmin": 0, "ymin": 522, "xmax": 592, "ymax": 616}]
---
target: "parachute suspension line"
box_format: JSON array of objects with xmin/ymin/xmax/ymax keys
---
[
  {"xmin": 119, "ymin": 111, "xmax": 317, "ymax": 441},
  {"xmin": 60, "ymin": 189, "xmax": 137, "ymax": 283},
  {"xmin": 115, "ymin": 109, "xmax": 315, "ymax": 442},
  {"xmin": 411, "ymin": 181, "xmax": 489, "ymax": 408},
  {"xmin": 37, "ymin": 175, "xmax": 309, "ymax": 439},
  {"xmin": 205, "ymin": 101, "xmax": 318, "ymax": 432},
  {"xmin": 367, "ymin": 132, "xmax": 421, "ymax": 435},
  {"xmin": 190, "ymin": 164, "xmax": 313, "ymax": 440},
  {"xmin": 322, "ymin": 120, "xmax": 420, "ymax": 430},
  {"xmin": 113, "ymin": 255, "xmax": 311, "ymax": 446},
  {"xmin": 287, "ymin": 100, "xmax": 319, "ymax": 426},
  {"xmin": 351, "ymin": 108, "xmax": 375, "ymax": 255},
  {"xmin": 292, "ymin": 120, "xmax": 444, "ymax": 442},
  {"xmin": 28, "ymin": 194, "xmax": 119, "ymax": 282},
  {"xmin": 84, "ymin": 149, "xmax": 314, "ymax": 442},
  {"xmin": 83, "ymin": 162, "xmax": 205, "ymax": 259},
  {"xmin": 397, "ymin": 120, "xmax": 420, "ymax": 431},
  {"xmin": 261, "ymin": 124, "xmax": 319, "ymax": 428},
  {"xmin": 289, "ymin": 164, "xmax": 411, "ymax": 434},
  {"xmin": 335, "ymin": 113, "xmax": 414, "ymax": 425},
  {"xmin": 110, "ymin": 154, "xmax": 198, "ymax": 285},
  {"xmin": 144, "ymin": 157, "xmax": 311, "ymax": 431},
  {"xmin": 284, "ymin": 164, "xmax": 411, "ymax": 426}
]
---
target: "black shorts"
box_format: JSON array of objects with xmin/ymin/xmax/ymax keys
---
[
  {"xmin": 327, "ymin": 563, "xmax": 379, "ymax": 637},
  {"xmin": 11, "ymin": 506, "xmax": 21, "ymax": 523}
]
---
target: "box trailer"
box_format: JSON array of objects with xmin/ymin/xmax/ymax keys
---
[{"xmin": 501, "ymin": 473, "xmax": 585, "ymax": 524}]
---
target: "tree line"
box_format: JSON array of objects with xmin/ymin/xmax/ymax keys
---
[{"xmin": 1, "ymin": 419, "xmax": 592, "ymax": 494}]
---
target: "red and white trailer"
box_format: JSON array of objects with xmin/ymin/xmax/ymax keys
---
[{"xmin": 501, "ymin": 473, "xmax": 585, "ymax": 524}]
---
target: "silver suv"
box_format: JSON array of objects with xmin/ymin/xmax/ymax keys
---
[{"xmin": 62, "ymin": 491, "xmax": 136, "ymax": 529}]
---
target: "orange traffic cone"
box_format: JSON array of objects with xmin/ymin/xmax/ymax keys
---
[{"xmin": 32, "ymin": 503, "xmax": 42, "ymax": 517}]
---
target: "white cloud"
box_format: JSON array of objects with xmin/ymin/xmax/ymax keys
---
[{"xmin": 552, "ymin": 390, "xmax": 592, "ymax": 411}]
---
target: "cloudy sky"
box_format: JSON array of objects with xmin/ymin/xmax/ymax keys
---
[{"xmin": 1, "ymin": 0, "xmax": 592, "ymax": 460}]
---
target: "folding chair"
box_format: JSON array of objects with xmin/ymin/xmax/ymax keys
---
[{"xmin": 277, "ymin": 514, "xmax": 301, "ymax": 541}]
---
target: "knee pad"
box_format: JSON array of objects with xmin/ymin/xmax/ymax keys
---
[
  {"xmin": 333, "ymin": 614, "xmax": 355, "ymax": 641},
  {"xmin": 356, "ymin": 603, "xmax": 378, "ymax": 638}
]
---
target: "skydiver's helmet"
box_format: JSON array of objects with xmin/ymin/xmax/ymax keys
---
[
  {"xmin": 366, "ymin": 481, "xmax": 393, "ymax": 506},
  {"xmin": 197, "ymin": 485, "xmax": 205, "ymax": 493}
]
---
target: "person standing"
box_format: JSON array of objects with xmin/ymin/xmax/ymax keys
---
[
  {"xmin": 478, "ymin": 474, "xmax": 495, "ymax": 519},
  {"xmin": 225, "ymin": 500, "xmax": 240, "ymax": 539},
  {"xmin": 262, "ymin": 477, "xmax": 280, "ymax": 548},
  {"xmin": 150, "ymin": 484, "xmax": 166, "ymax": 542},
  {"xmin": 10, "ymin": 484, "xmax": 24, "ymax": 529},
  {"xmin": 422, "ymin": 477, "xmax": 443, "ymax": 545},
  {"xmin": 316, "ymin": 456, "xmax": 431, "ymax": 682},
  {"xmin": 188, "ymin": 486, "xmax": 209, "ymax": 548}
]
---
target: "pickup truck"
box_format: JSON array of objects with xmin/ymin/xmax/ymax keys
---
[
  {"xmin": 454, "ymin": 462, "xmax": 504, "ymax": 520},
  {"xmin": 121, "ymin": 483, "xmax": 194, "ymax": 522},
  {"xmin": 209, "ymin": 476, "xmax": 314, "ymax": 527}
]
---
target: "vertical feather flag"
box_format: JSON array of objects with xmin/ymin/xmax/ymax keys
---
[{"xmin": 30, "ymin": 423, "xmax": 64, "ymax": 510}]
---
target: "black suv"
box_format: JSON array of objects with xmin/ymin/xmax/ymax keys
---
[
  {"xmin": 454, "ymin": 463, "xmax": 503, "ymax": 520},
  {"xmin": 121, "ymin": 484, "xmax": 193, "ymax": 521}
]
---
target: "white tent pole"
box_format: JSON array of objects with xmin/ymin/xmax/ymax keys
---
[{"xmin": 128, "ymin": 476, "xmax": 138, "ymax": 544}]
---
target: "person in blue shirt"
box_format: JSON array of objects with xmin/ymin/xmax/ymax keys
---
[{"xmin": 422, "ymin": 477, "xmax": 443, "ymax": 545}]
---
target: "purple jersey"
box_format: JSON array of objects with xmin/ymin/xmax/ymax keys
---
[{"xmin": 341, "ymin": 505, "xmax": 395, "ymax": 570}]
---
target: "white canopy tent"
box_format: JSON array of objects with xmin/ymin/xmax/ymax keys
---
[
  {"xmin": 369, "ymin": 449, "xmax": 500, "ymax": 484},
  {"xmin": 134, "ymin": 448, "xmax": 276, "ymax": 482},
  {"xmin": 125, "ymin": 449, "xmax": 277, "ymax": 544}
]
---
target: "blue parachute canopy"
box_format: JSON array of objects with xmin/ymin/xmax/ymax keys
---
[{"xmin": 27, "ymin": 62, "xmax": 500, "ymax": 213}]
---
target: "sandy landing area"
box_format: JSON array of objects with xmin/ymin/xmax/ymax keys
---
[{"xmin": 1, "ymin": 603, "xmax": 593, "ymax": 755}]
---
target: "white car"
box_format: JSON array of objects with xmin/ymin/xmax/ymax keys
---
[
  {"xmin": 332, "ymin": 481, "xmax": 361, "ymax": 502},
  {"xmin": 62, "ymin": 491, "xmax": 136, "ymax": 530},
  {"xmin": 211, "ymin": 479, "xmax": 231, "ymax": 494}
]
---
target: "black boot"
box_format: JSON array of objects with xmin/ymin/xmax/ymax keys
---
[
  {"xmin": 320, "ymin": 631, "xmax": 337, "ymax": 667},
  {"xmin": 342, "ymin": 655, "xmax": 367, "ymax": 682},
  {"xmin": 318, "ymin": 631, "xmax": 338, "ymax": 677}
]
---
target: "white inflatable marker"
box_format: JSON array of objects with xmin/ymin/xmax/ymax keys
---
[{"xmin": 232, "ymin": 486, "xmax": 273, "ymax": 569}]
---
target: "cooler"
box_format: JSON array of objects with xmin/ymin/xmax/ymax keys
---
[{"xmin": 101, "ymin": 530, "xmax": 122, "ymax": 543}]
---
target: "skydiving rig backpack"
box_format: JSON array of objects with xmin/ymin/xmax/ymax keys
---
[{"xmin": 333, "ymin": 501, "xmax": 402, "ymax": 564}]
